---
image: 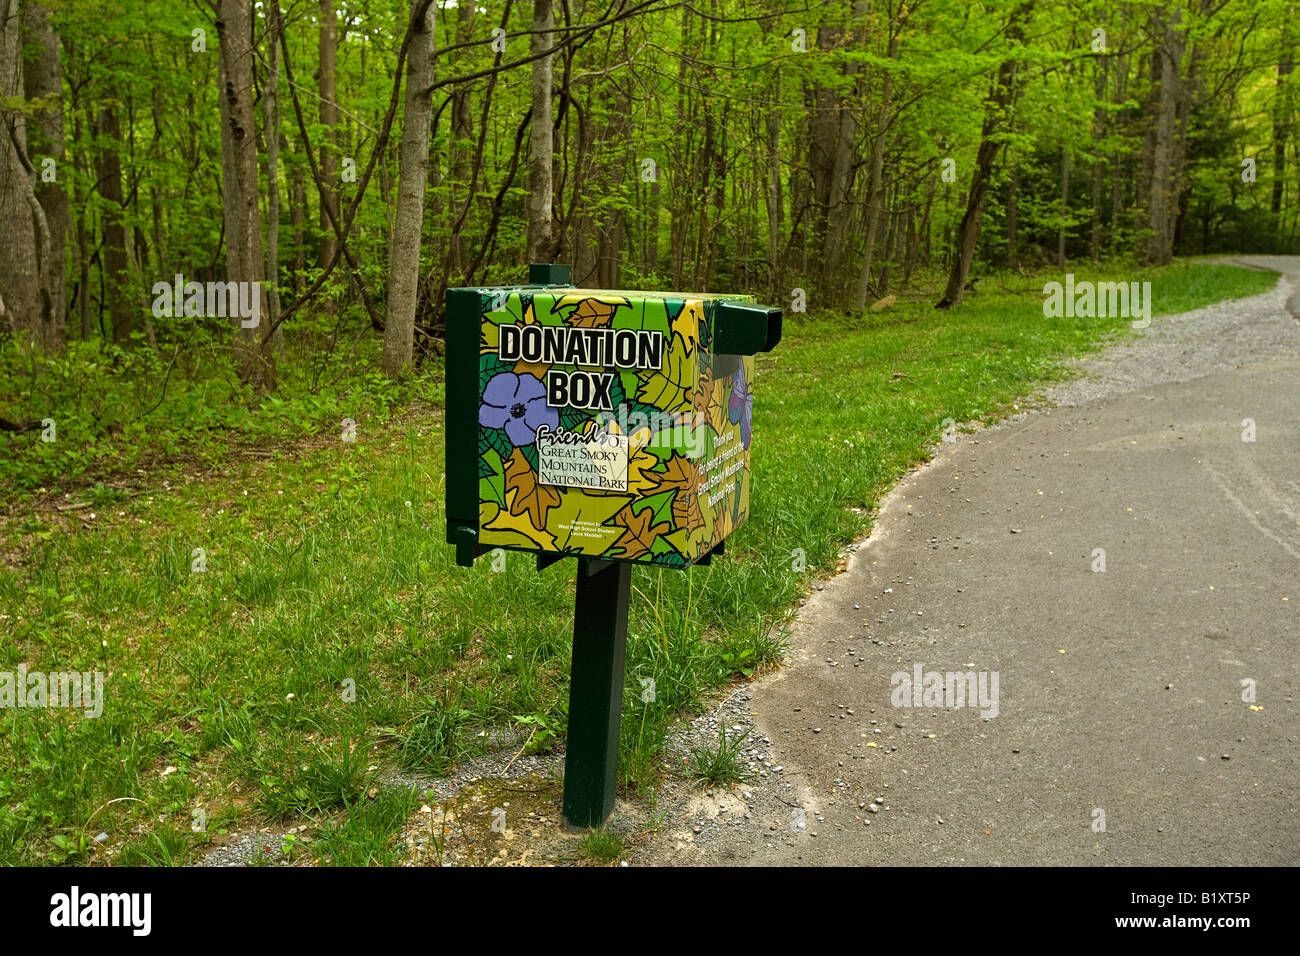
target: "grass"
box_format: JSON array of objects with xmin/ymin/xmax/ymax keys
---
[
  {"xmin": 688, "ymin": 725, "xmax": 754, "ymax": 787},
  {"xmin": 116, "ymin": 827, "xmax": 191, "ymax": 866},
  {"xmin": 0, "ymin": 331, "xmax": 443, "ymax": 495},
  {"xmin": 314, "ymin": 787, "xmax": 420, "ymax": 866},
  {"xmin": 393, "ymin": 693, "xmax": 473, "ymax": 773},
  {"xmin": 574, "ymin": 827, "xmax": 623, "ymax": 864},
  {"xmin": 0, "ymin": 261, "xmax": 1278, "ymax": 865}
]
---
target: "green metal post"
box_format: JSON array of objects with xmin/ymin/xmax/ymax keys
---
[{"xmin": 562, "ymin": 558, "xmax": 632, "ymax": 829}]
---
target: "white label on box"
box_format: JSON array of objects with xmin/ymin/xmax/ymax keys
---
[{"xmin": 536, "ymin": 427, "xmax": 628, "ymax": 492}]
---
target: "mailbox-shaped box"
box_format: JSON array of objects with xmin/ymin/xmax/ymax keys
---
[{"xmin": 446, "ymin": 269, "xmax": 781, "ymax": 569}]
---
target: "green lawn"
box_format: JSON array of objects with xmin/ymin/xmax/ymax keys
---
[{"xmin": 0, "ymin": 262, "xmax": 1277, "ymax": 865}]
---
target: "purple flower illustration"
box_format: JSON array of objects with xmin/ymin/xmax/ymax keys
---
[
  {"xmin": 727, "ymin": 363, "xmax": 753, "ymax": 449},
  {"xmin": 479, "ymin": 372, "xmax": 558, "ymax": 447}
]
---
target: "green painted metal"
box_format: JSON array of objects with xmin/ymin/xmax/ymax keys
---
[
  {"xmin": 446, "ymin": 286, "xmax": 485, "ymax": 566},
  {"xmin": 713, "ymin": 301, "xmax": 784, "ymax": 355},
  {"xmin": 561, "ymin": 558, "xmax": 631, "ymax": 829},
  {"xmin": 528, "ymin": 262, "xmax": 571, "ymax": 285}
]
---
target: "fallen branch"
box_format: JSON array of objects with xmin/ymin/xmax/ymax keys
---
[{"xmin": 0, "ymin": 417, "xmax": 41, "ymax": 433}]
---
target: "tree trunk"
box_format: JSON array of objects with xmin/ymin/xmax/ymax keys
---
[
  {"xmin": 1167, "ymin": 40, "xmax": 1199, "ymax": 256},
  {"xmin": 217, "ymin": 0, "xmax": 273, "ymax": 390},
  {"xmin": 0, "ymin": 0, "xmax": 42, "ymax": 343},
  {"xmin": 765, "ymin": 69, "xmax": 783, "ymax": 298},
  {"xmin": 96, "ymin": 102, "xmax": 133, "ymax": 343},
  {"xmin": 937, "ymin": 2, "xmax": 1033, "ymax": 308},
  {"xmin": 645, "ymin": 174, "xmax": 660, "ymax": 277},
  {"xmin": 789, "ymin": 120, "xmax": 810, "ymax": 276},
  {"xmin": 75, "ymin": 174, "xmax": 90, "ymax": 339},
  {"xmin": 853, "ymin": 28, "xmax": 897, "ymax": 311},
  {"xmin": 573, "ymin": 89, "xmax": 599, "ymax": 285},
  {"xmin": 1140, "ymin": 6, "xmax": 1182, "ymax": 266},
  {"xmin": 1273, "ymin": 41, "xmax": 1294, "ymax": 216},
  {"xmin": 599, "ymin": 85, "xmax": 630, "ymax": 289},
  {"xmin": 447, "ymin": 0, "xmax": 475, "ymax": 275},
  {"xmin": 263, "ymin": 1, "xmax": 285, "ymax": 354},
  {"xmin": 527, "ymin": 0, "xmax": 554, "ymax": 263},
  {"xmin": 68, "ymin": 77, "xmax": 89, "ymax": 340},
  {"xmin": 1058, "ymin": 149, "xmax": 1070, "ymax": 266},
  {"xmin": 382, "ymin": 0, "xmax": 437, "ymax": 377},
  {"xmin": 823, "ymin": 5, "xmax": 870, "ymax": 291},
  {"xmin": 879, "ymin": 181, "xmax": 897, "ymax": 295},
  {"xmin": 1007, "ymin": 156, "xmax": 1019, "ymax": 268},
  {"xmin": 704, "ymin": 99, "xmax": 727, "ymax": 289},
  {"xmin": 921, "ymin": 183, "xmax": 934, "ymax": 269},
  {"xmin": 318, "ymin": 0, "xmax": 340, "ymax": 271},
  {"xmin": 22, "ymin": 1, "xmax": 66, "ymax": 349},
  {"xmin": 291, "ymin": 154, "xmax": 306, "ymax": 296},
  {"xmin": 1090, "ymin": 43, "xmax": 1107, "ymax": 264},
  {"xmin": 1110, "ymin": 9, "xmax": 1130, "ymax": 256},
  {"xmin": 904, "ymin": 190, "xmax": 928, "ymax": 283},
  {"xmin": 822, "ymin": 97, "xmax": 859, "ymax": 289},
  {"xmin": 667, "ymin": 5, "xmax": 696, "ymax": 289},
  {"xmin": 808, "ymin": 24, "xmax": 843, "ymax": 267},
  {"xmin": 150, "ymin": 86, "xmax": 169, "ymax": 280},
  {"xmin": 694, "ymin": 109, "xmax": 715, "ymax": 290}
]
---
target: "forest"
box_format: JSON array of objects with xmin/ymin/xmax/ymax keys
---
[{"xmin": 1, "ymin": 0, "xmax": 1296, "ymax": 397}]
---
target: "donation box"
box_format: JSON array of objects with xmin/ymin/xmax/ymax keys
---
[
  {"xmin": 445, "ymin": 265, "xmax": 782, "ymax": 570},
  {"xmin": 444, "ymin": 264, "xmax": 781, "ymax": 829}
]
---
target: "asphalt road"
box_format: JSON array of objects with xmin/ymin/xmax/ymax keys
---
[{"xmin": 678, "ymin": 257, "xmax": 1300, "ymax": 865}]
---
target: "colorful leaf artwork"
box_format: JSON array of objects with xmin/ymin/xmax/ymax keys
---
[{"xmin": 473, "ymin": 289, "xmax": 754, "ymax": 566}]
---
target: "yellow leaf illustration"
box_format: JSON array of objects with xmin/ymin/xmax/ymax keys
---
[
  {"xmin": 637, "ymin": 338, "xmax": 692, "ymax": 413},
  {"xmin": 610, "ymin": 503, "xmax": 671, "ymax": 560},
  {"xmin": 710, "ymin": 496, "xmax": 735, "ymax": 547},
  {"xmin": 511, "ymin": 302, "xmax": 549, "ymax": 377},
  {"xmin": 503, "ymin": 447, "xmax": 561, "ymax": 530},
  {"xmin": 556, "ymin": 294, "xmax": 628, "ymax": 329},
  {"xmin": 673, "ymin": 489, "xmax": 705, "ymax": 534},
  {"xmin": 626, "ymin": 443, "xmax": 663, "ymax": 496},
  {"xmin": 481, "ymin": 299, "xmax": 533, "ymax": 355},
  {"xmin": 656, "ymin": 452, "xmax": 698, "ymax": 494},
  {"xmin": 483, "ymin": 486, "xmax": 557, "ymax": 550},
  {"xmin": 550, "ymin": 489, "xmax": 634, "ymax": 553},
  {"xmin": 671, "ymin": 300, "xmax": 703, "ymax": 357},
  {"xmin": 694, "ymin": 366, "xmax": 713, "ymax": 423},
  {"xmin": 706, "ymin": 376, "xmax": 729, "ymax": 434},
  {"xmin": 480, "ymin": 321, "xmax": 500, "ymax": 355}
]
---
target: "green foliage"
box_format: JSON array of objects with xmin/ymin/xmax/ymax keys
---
[
  {"xmin": 23, "ymin": 0, "xmax": 1294, "ymax": 379},
  {"xmin": 0, "ymin": 334, "xmax": 441, "ymax": 492},
  {"xmin": 575, "ymin": 827, "xmax": 623, "ymax": 864},
  {"xmin": 315, "ymin": 787, "xmax": 419, "ymax": 867},
  {"xmin": 255, "ymin": 737, "xmax": 368, "ymax": 820},
  {"xmin": 117, "ymin": 828, "xmax": 191, "ymax": 867},
  {"xmin": 395, "ymin": 695, "xmax": 472, "ymax": 773},
  {"xmin": 688, "ymin": 725, "xmax": 753, "ymax": 787},
  {"xmin": 513, "ymin": 710, "xmax": 564, "ymax": 755}
]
